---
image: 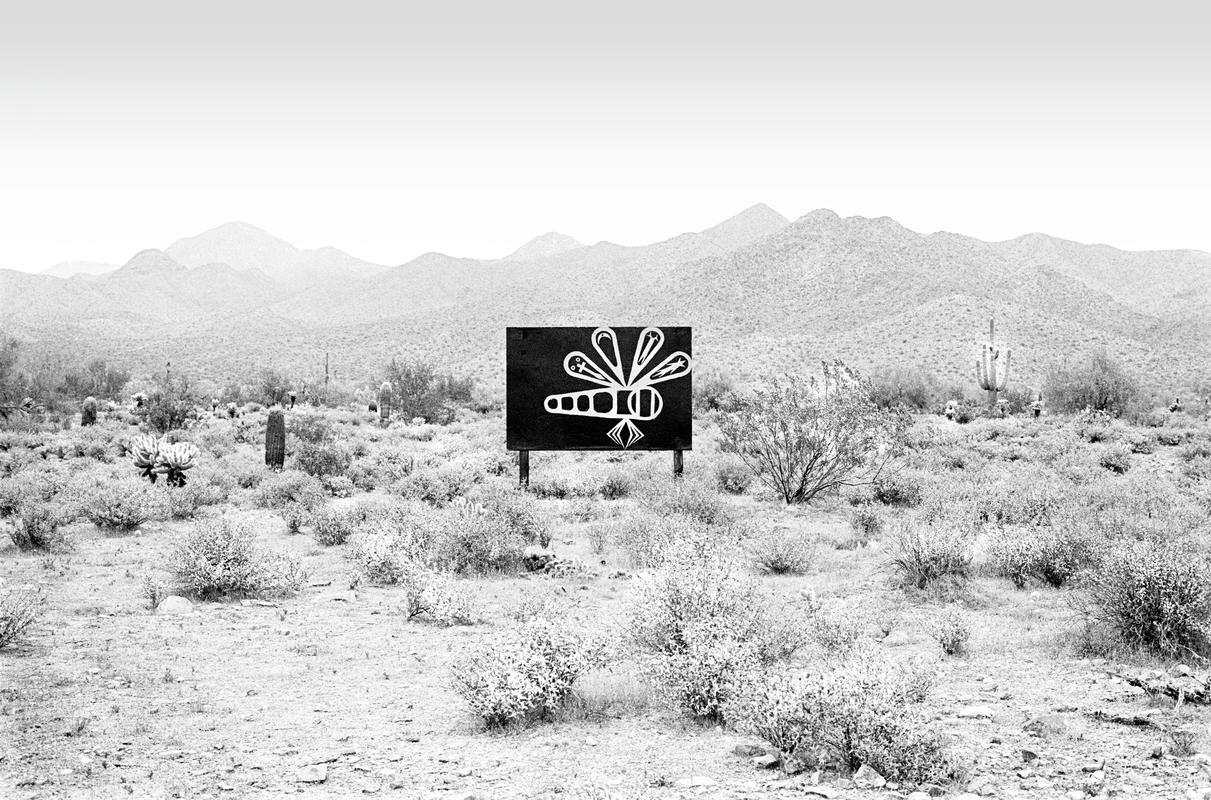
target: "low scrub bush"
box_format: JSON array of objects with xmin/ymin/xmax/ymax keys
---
[
  {"xmin": 1099, "ymin": 444, "xmax": 1132, "ymax": 474},
  {"xmin": 752, "ymin": 528, "xmax": 816, "ymax": 575},
  {"xmin": 10, "ymin": 502, "xmax": 71, "ymax": 551},
  {"xmin": 929, "ymin": 608, "xmax": 971, "ymax": 656},
  {"xmin": 872, "ymin": 472, "xmax": 925, "ymax": 506},
  {"xmin": 630, "ymin": 536, "xmax": 807, "ymax": 721},
  {"xmin": 1078, "ymin": 539, "xmax": 1211, "ymax": 658},
  {"xmin": 310, "ymin": 506, "xmax": 364, "ymax": 546},
  {"xmin": 294, "ymin": 440, "xmax": 352, "ymax": 479},
  {"xmin": 481, "ymin": 487, "xmax": 552, "ymax": 548},
  {"xmin": 885, "ymin": 522, "xmax": 973, "ymax": 590},
  {"xmin": 346, "ymin": 505, "xmax": 439, "ymax": 583},
  {"xmin": 79, "ymin": 479, "xmax": 166, "ymax": 531},
  {"xmin": 714, "ymin": 457, "xmax": 753, "ymax": 495},
  {"xmin": 0, "ymin": 587, "xmax": 44, "ymax": 648},
  {"xmin": 251, "ymin": 470, "xmax": 326, "ymax": 510},
  {"xmin": 403, "ymin": 569, "xmax": 478, "ymax": 625},
  {"xmin": 989, "ymin": 524, "xmax": 1096, "ymax": 588},
  {"xmin": 846, "ymin": 505, "xmax": 883, "ymax": 548},
  {"xmin": 729, "ymin": 649, "xmax": 959, "ymax": 784},
  {"xmin": 642, "ymin": 479, "xmax": 732, "ymax": 527},
  {"xmin": 168, "ymin": 517, "xmax": 306, "ymax": 599},
  {"xmin": 599, "ymin": 469, "xmax": 634, "ymax": 500},
  {"xmin": 451, "ymin": 617, "xmax": 608, "ymax": 727}
]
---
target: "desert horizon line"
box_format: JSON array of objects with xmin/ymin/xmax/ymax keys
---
[{"xmin": 27, "ymin": 203, "xmax": 1211, "ymax": 279}]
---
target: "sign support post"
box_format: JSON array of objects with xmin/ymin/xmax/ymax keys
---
[
  {"xmin": 518, "ymin": 449, "xmax": 530, "ymax": 489},
  {"xmin": 673, "ymin": 449, "xmax": 684, "ymax": 479}
]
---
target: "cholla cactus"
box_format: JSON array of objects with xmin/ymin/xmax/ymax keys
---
[
  {"xmin": 130, "ymin": 435, "xmax": 161, "ymax": 482},
  {"xmin": 156, "ymin": 442, "xmax": 199, "ymax": 487},
  {"xmin": 451, "ymin": 496, "xmax": 487, "ymax": 518},
  {"xmin": 975, "ymin": 318, "xmax": 1010, "ymax": 407}
]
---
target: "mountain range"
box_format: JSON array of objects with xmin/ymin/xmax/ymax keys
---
[{"xmin": 2, "ymin": 205, "xmax": 1208, "ymax": 398}]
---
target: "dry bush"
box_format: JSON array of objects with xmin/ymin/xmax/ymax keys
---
[
  {"xmin": 752, "ymin": 528, "xmax": 816, "ymax": 575},
  {"xmin": 928, "ymin": 607, "xmax": 972, "ymax": 656},
  {"xmin": 729, "ymin": 647, "xmax": 961, "ymax": 784},
  {"xmin": 451, "ymin": 617, "xmax": 608, "ymax": 728},
  {"xmin": 402, "ymin": 569, "xmax": 478, "ymax": 625},
  {"xmin": 168, "ymin": 517, "xmax": 306, "ymax": 599},
  {"xmin": 641, "ymin": 479, "xmax": 732, "ymax": 527},
  {"xmin": 885, "ymin": 522, "xmax": 973, "ymax": 590},
  {"xmin": 988, "ymin": 523, "xmax": 1096, "ymax": 588},
  {"xmin": 251, "ymin": 470, "xmax": 326, "ymax": 510},
  {"xmin": 10, "ymin": 502, "xmax": 71, "ymax": 551},
  {"xmin": 0, "ymin": 586, "xmax": 44, "ymax": 648},
  {"xmin": 1077, "ymin": 539, "xmax": 1211, "ymax": 658},
  {"xmin": 79, "ymin": 478, "xmax": 167, "ymax": 531}
]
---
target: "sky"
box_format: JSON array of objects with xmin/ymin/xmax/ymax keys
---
[{"xmin": 1, "ymin": 0, "xmax": 1209, "ymax": 271}]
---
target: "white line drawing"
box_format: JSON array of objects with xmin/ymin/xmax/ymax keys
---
[{"xmin": 543, "ymin": 327, "xmax": 692, "ymax": 448}]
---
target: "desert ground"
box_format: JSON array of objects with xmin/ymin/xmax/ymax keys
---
[{"xmin": 2, "ymin": 400, "xmax": 1211, "ymax": 800}]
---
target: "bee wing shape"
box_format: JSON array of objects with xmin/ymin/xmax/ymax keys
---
[
  {"xmin": 590, "ymin": 327, "xmax": 627, "ymax": 385},
  {"xmin": 633, "ymin": 351, "xmax": 692, "ymax": 387},
  {"xmin": 563, "ymin": 351, "xmax": 620, "ymax": 388},
  {"xmin": 628, "ymin": 327, "xmax": 665, "ymax": 385}
]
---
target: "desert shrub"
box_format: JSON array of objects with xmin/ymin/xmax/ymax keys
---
[
  {"xmin": 251, "ymin": 470, "xmax": 325, "ymax": 510},
  {"xmin": 599, "ymin": 469, "xmax": 634, "ymax": 500},
  {"xmin": 1127, "ymin": 431, "xmax": 1158, "ymax": 454},
  {"xmin": 872, "ymin": 472, "xmax": 925, "ymax": 506},
  {"xmin": 0, "ymin": 587, "xmax": 44, "ymax": 648},
  {"xmin": 287, "ymin": 412, "xmax": 335, "ymax": 444},
  {"xmin": 988, "ymin": 524, "xmax": 1095, "ymax": 589},
  {"xmin": 717, "ymin": 362, "xmax": 906, "ymax": 504},
  {"xmin": 885, "ymin": 522, "xmax": 973, "ymax": 590},
  {"xmin": 846, "ymin": 506, "xmax": 883, "ymax": 547},
  {"xmin": 714, "ymin": 456, "xmax": 752, "ymax": 495},
  {"xmin": 729, "ymin": 649, "xmax": 958, "ymax": 784},
  {"xmin": 322, "ymin": 474, "xmax": 356, "ymax": 497},
  {"xmin": 630, "ymin": 536, "xmax": 806, "ymax": 721},
  {"xmin": 528, "ymin": 470, "xmax": 599, "ymax": 500},
  {"xmin": 168, "ymin": 517, "xmax": 306, "ymax": 599},
  {"xmin": 403, "ymin": 569, "xmax": 478, "ymax": 625},
  {"xmin": 974, "ymin": 468, "xmax": 1066, "ymax": 526},
  {"xmin": 1078, "ymin": 539, "xmax": 1211, "ymax": 657},
  {"xmin": 281, "ymin": 502, "xmax": 309, "ymax": 534},
  {"xmin": 608, "ymin": 511, "xmax": 698, "ymax": 568},
  {"xmin": 1181, "ymin": 438, "xmax": 1211, "ymax": 462},
  {"xmin": 1156, "ymin": 428, "xmax": 1192, "ymax": 447},
  {"xmin": 451, "ymin": 616, "xmax": 608, "ymax": 727},
  {"xmin": 752, "ymin": 528, "xmax": 816, "ymax": 575},
  {"xmin": 164, "ymin": 479, "xmax": 228, "ymax": 519},
  {"xmin": 393, "ymin": 464, "xmax": 478, "ymax": 505},
  {"xmin": 435, "ymin": 512, "xmax": 530, "ymax": 574},
  {"xmin": 10, "ymin": 502, "xmax": 70, "ymax": 551},
  {"xmin": 1098, "ymin": 444, "xmax": 1132, "ymax": 474},
  {"xmin": 383, "ymin": 359, "xmax": 473, "ymax": 424},
  {"xmin": 929, "ymin": 608, "xmax": 971, "ymax": 656},
  {"xmin": 1045, "ymin": 351, "xmax": 1141, "ymax": 415},
  {"xmin": 79, "ymin": 479, "xmax": 166, "ymax": 531},
  {"xmin": 294, "ymin": 440, "xmax": 352, "ymax": 479},
  {"xmin": 867, "ymin": 365, "xmax": 936, "ymax": 412},
  {"xmin": 0, "ymin": 471, "xmax": 65, "ymax": 517},
  {"xmin": 693, "ymin": 367, "xmax": 734, "ymax": 413},
  {"xmin": 642, "ymin": 479, "xmax": 731, "ymax": 526},
  {"xmin": 481, "ymin": 488, "xmax": 552, "ymax": 548},
  {"xmin": 311, "ymin": 506, "xmax": 363, "ymax": 546}
]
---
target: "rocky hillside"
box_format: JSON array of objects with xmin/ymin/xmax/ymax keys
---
[{"xmin": 1, "ymin": 205, "xmax": 1206, "ymax": 396}]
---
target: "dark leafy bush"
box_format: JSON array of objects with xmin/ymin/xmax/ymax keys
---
[
  {"xmin": 1079, "ymin": 539, "xmax": 1211, "ymax": 657},
  {"xmin": 294, "ymin": 440, "xmax": 352, "ymax": 479},
  {"xmin": 885, "ymin": 522, "xmax": 973, "ymax": 590},
  {"xmin": 251, "ymin": 470, "xmax": 326, "ymax": 510},
  {"xmin": 1045, "ymin": 351, "xmax": 1141, "ymax": 415},
  {"xmin": 10, "ymin": 502, "xmax": 70, "ymax": 551},
  {"xmin": 79, "ymin": 479, "xmax": 166, "ymax": 531}
]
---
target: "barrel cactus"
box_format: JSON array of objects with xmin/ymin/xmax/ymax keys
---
[
  {"xmin": 976, "ymin": 318, "xmax": 1010, "ymax": 407},
  {"xmin": 265, "ymin": 410, "xmax": 286, "ymax": 471},
  {"xmin": 81, "ymin": 396, "xmax": 98, "ymax": 426}
]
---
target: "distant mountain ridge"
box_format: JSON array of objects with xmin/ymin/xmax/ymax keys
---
[{"xmin": 1, "ymin": 205, "xmax": 1207, "ymax": 397}]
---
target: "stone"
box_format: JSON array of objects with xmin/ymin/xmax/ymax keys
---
[
  {"xmin": 296, "ymin": 765, "xmax": 327, "ymax": 783},
  {"xmin": 156, "ymin": 596, "xmax": 193, "ymax": 615},
  {"xmin": 1082, "ymin": 759, "xmax": 1105, "ymax": 772},
  {"xmin": 853, "ymin": 764, "xmax": 886, "ymax": 788},
  {"xmin": 733, "ymin": 743, "xmax": 765, "ymax": 757},
  {"xmin": 750, "ymin": 754, "xmax": 779, "ymax": 769},
  {"xmin": 1023, "ymin": 714, "xmax": 1067, "ymax": 737},
  {"xmin": 1021, "ymin": 749, "xmax": 1039, "ymax": 762},
  {"xmin": 958, "ymin": 705, "xmax": 995, "ymax": 719}
]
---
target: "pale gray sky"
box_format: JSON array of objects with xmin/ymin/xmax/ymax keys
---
[{"xmin": 2, "ymin": 1, "xmax": 1208, "ymax": 271}]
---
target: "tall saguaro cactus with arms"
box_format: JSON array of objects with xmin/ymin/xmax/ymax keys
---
[{"xmin": 976, "ymin": 317, "xmax": 1010, "ymax": 408}]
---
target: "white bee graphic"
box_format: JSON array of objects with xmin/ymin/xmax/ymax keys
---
[{"xmin": 543, "ymin": 326, "xmax": 692, "ymax": 448}]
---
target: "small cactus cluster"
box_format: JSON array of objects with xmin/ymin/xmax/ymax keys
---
[
  {"xmin": 129, "ymin": 435, "xmax": 199, "ymax": 486},
  {"xmin": 976, "ymin": 318, "xmax": 1010, "ymax": 407},
  {"xmin": 81, "ymin": 396, "xmax": 98, "ymax": 426},
  {"xmin": 451, "ymin": 496, "xmax": 487, "ymax": 518}
]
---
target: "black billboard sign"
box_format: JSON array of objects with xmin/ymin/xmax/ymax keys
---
[{"xmin": 506, "ymin": 327, "xmax": 693, "ymax": 451}]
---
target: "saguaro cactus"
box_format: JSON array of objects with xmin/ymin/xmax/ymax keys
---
[
  {"xmin": 265, "ymin": 410, "xmax": 286, "ymax": 470},
  {"xmin": 81, "ymin": 396, "xmax": 98, "ymax": 426},
  {"xmin": 378, "ymin": 381, "xmax": 392, "ymax": 422},
  {"xmin": 976, "ymin": 317, "xmax": 1010, "ymax": 407}
]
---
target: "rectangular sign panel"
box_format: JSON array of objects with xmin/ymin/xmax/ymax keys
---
[{"xmin": 506, "ymin": 326, "xmax": 693, "ymax": 451}]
